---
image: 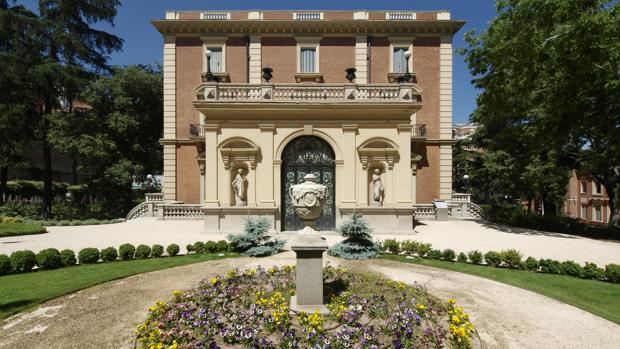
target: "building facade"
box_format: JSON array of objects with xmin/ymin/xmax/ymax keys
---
[
  {"xmin": 152, "ymin": 10, "xmax": 464, "ymax": 233},
  {"xmin": 564, "ymin": 170, "xmax": 611, "ymax": 224}
]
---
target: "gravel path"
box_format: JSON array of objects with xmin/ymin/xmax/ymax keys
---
[{"xmin": 1, "ymin": 253, "xmax": 618, "ymax": 349}]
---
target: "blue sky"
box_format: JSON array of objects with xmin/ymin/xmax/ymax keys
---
[{"xmin": 22, "ymin": 0, "xmax": 498, "ymax": 123}]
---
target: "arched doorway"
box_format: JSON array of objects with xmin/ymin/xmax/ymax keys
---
[{"xmin": 281, "ymin": 136, "xmax": 335, "ymax": 231}]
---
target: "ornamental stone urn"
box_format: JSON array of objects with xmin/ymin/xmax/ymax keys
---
[{"xmin": 288, "ymin": 174, "xmax": 329, "ymax": 313}]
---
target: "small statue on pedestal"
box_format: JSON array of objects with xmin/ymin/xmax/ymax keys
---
[
  {"xmin": 371, "ymin": 168, "xmax": 384, "ymax": 207},
  {"xmin": 231, "ymin": 168, "xmax": 247, "ymax": 206}
]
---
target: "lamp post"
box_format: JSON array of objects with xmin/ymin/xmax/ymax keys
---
[
  {"xmin": 262, "ymin": 67, "xmax": 273, "ymax": 82},
  {"xmin": 463, "ymin": 174, "xmax": 470, "ymax": 193},
  {"xmin": 345, "ymin": 67, "xmax": 357, "ymax": 83},
  {"xmin": 401, "ymin": 50, "xmax": 413, "ymax": 83},
  {"xmin": 205, "ymin": 49, "xmax": 218, "ymax": 82}
]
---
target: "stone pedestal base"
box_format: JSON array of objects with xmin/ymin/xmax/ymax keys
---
[{"xmin": 290, "ymin": 228, "xmax": 329, "ymax": 314}]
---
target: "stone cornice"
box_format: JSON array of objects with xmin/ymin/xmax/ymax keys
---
[{"xmin": 152, "ymin": 19, "xmax": 465, "ymax": 37}]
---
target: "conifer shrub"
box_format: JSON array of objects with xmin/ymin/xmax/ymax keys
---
[
  {"xmin": 227, "ymin": 217, "xmax": 284, "ymax": 257},
  {"xmin": 60, "ymin": 249, "xmax": 76, "ymax": 266},
  {"xmin": 605, "ymin": 264, "xmax": 620, "ymax": 283},
  {"xmin": 457, "ymin": 252, "xmax": 468, "ymax": 263},
  {"xmin": 166, "ymin": 243, "xmax": 180, "ymax": 256},
  {"xmin": 561, "ymin": 261, "xmax": 583, "ymax": 278},
  {"xmin": 382, "ymin": 239, "xmax": 400, "ymax": 254},
  {"xmin": 523, "ymin": 257, "xmax": 539, "ymax": 271},
  {"xmin": 484, "ymin": 251, "xmax": 502, "ymax": 267},
  {"xmin": 119, "ymin": 243, "xmax": 135, "ymax": 260},
  {"xmin": 135, "ymin": 244, "xmax": 151, "ymax": 259},
  {"xmin": 193, "ymin": 241, "xmax": 205, "ymax": 254},
  {"xmin": 328, "ymin": 213, "xmax": 379, "ymax": 260},
  {"xmin": 10, "ymin": 250, "xmax": 37, "ymax": 272},
  {"xmin": 500, "ymin": 249, "xmax": 523, "ymax": 269},
  {"xmin": 205, "ymin": 241, "xmax": 218, "ymax": 253},
  {"xmin": 78, "ymin": 248, "xmax": 100, "ymax": 264},
  {"xmin": 539, "ymin": 259, "xmax": 562, "ymax": 274},
  {"xmin": 582, "ymin": 262, "xmax": 605, "ymax": 280},
  {"xmin": 100, "ymin": 247, "xmax": 118, "ymax": 262},
  {"xmin": 216, "ymin": 240, "xmax": 228, "ymax": 252},
  {"xmin": 441, "ymin": 249, "xmax": 456, "ymax": 262},
  {"xmin": 427, "ymin": 249, "xmax": 443, "ymax": 260},
  {"xmin": 467, "ymin": 250, "xmax": 483, "ymax": 265},
  {"xmin": 151, "ymin": 244, "xmax": 164, "ymax": 257},
  {"xmin": 0, "ymin": 254, "xmax": 12, "ymax": 275},
  {"xmin": 36, "ymin": 248, "xmax": 62, "ymax": 270}
]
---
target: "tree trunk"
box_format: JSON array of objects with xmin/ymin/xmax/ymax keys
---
[
  {"xmin": 42, "ymin": 109, "xmax": 53, "ymax": 218},
  {"xmin": 0, "ymin": 166, "xmax": 7, "ymax": 204},
  {"xmin": 603, "ymin": 180, "xmax": 619, "ymax": 227},
  {"xmin": 71, "ymin": 156, "xmax": 78, "ymax": 184}
]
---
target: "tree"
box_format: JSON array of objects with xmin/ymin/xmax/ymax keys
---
[
  {"xmin": 328, "ymin": 213, "xmax": 379, "ymax": 260},
  {"xmin": 48, "ymin": 65, "xmax": 163, "ymax": 215},
  {"xmin": 460, "ymin": 0, "xmax": 620, "ymax": 224},
  {"xmin": 33, "ymin": 0, "xmax": 123, "ymax": 216}
]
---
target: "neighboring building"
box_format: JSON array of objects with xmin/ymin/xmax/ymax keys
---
[
  {"xmin": 152, "ymin": 10, "xmax": 464, "ymax": 233},
  {"xmin": 564, "ymin": 170, "xmax": 610, "ymax": 224},
  {"xmin": 452, "ymin": 122, "xmax": 478, "ymax": 141}
]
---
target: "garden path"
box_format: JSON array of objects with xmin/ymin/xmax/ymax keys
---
[
  {"xmin": 1, "ymin": 218, "xmax": 619, "ymax": 265},
  {"xmin": 1, "ymin": 253, "xmax": 619, "ymax": 349}
]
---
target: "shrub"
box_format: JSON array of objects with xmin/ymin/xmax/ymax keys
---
[
  {"xmin": 484, "ymin": 251, "xmax": 502, "ymax": 267},
  {"xmin": 0, "ymin": 222, "xmax": 47, "ymax": 237},
  {"xmin": 216, "ymin": 240, "xmax": 228, "ymax": 252},
  {"xmin": 328, "ymin": 213, "xmax": 379, "ymax": 260},
  {"xmin": 582, "ymin": 262, "xmax": 605, "ymax": 280},
  {"xmin": 193, "ymin": 241, "xmax": 205, "ymax": 254},
  {"xmin": 10, "ymin": 250, "xmax": 37, "ymax": 272},
  {"xmin": 441, "ymin": 249, "xmax": 456, "ymax": 262},
  {"xmin": 457, "ymin": 252, "xmax": 468, "ymax": 263},
  {"xmin": 227, "ymin": 217, "xmax": 285, "ymax": 257},
  {"xmin": 400, "ymin": 240, "xmax": 419, "ymax": 255},
  {"xmin": 205, "ymin": 241, "xmax": 218, "ymax": 253},
  {"xmin": 605, "ymin": 264, "xmax": 620, "ymax": 283},
  {"xmin": 539, "ymin": 259, "xmax": 562, "ymax": 274},
  {"xmin": 151, "ymin": 244, "xmax": 164, "ymax": 257},
  {"xmin": 186, "ymin": 244, "xmax": 195, "ymax": 253},
  {"xmin": 560, "ymin": 261, "xmax": 583, "ymax": 277},
  {"xmin": 0, "ymin": 254, "xmax": 11, "ymax": 275},
  {"xmin": 119, "ymin": 243, "xmax": 136, "ymax": 260},
  {"xmin": 382, "ymin": 239, "xmax": 400, "ymax": 254},
  {"xmin": 523, "ymin": 257, "xmax": 539, "ymax": 271},
  {"xmin": 100, "ymin": 247, "xmax": 118, "ymax": 262},
  {"xmin": 167, "ymin": 243, "xmax": 180, "ymax": 256},
  {"xmin": 36, "ymin": 248, "xmax": 62, "ymax": 270},
  {"xmin": 467, "ymin": 250, "xmax": 483, "ymax": 265},
  {"xmin": 417, "ymin": 243, "xmax": 432, "ymax": 258},
  {"xmin": 78, "ymin": 248, "xmax": 100, "ymax": 264},
  {"xmin": 0, "ymin": 216, "xmax": 22, "ymax": 223},
  {"xmin": 60, "ymin": 249, "xmax": 76, "ymax": 266},
  {"xmin": 135, "ymin": 244, "xmax": 151, "ymax": 259},
  {"xmin": 500, "ymin": 249, "xmax": 523, "ymax": 269},
  {"xmin": 427, "ymin": 249, "xmax": 442, "ymax": 260}
]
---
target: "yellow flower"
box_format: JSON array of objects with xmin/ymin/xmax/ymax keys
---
[
  {"xmin": 168, "ymin": 341, "xmax": 178, "ymax": 349},
  {"xmin": 226, "ymin": 269, "xmax": 238, "ymax": 278},
  {"xmin": 210, "ymin": 277, "xmax": 219, "ymax": 285},
  {"xmin": 416, "ymin": 303, "xmax": 427, "ymax": 311},
  {"xmin": 448, "ymin": 298, "xmax": 456, "ymax": 305},
  {"xmin": 172, "ymin": 290, "xmax": 183, "ymax": 298}
]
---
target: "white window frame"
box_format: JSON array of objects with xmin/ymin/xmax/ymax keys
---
[
  {"xmin": 580, "ymin": 180, "xmax": 588, "ymax": 194},
  {"xmin": 389, "ymin": 38, "xmax": 414, "ymax": 74},
  {"xmin": 296, "ymin": 37, "xmax": 320, "ymax": 73},
  {"xmin": 592, "ymin": 181, "xmax": 602, "ymax": 195},
  {"xmin": 593, "ymin": 206, "xmax": 602, "ymax": 222},
  {"xmin": 580, "ymin": 205, "xmax": 587, "ymax": 219},
  {"xmin": 201, "ymin": 37, "xmax": 227, "ymax": 73}
]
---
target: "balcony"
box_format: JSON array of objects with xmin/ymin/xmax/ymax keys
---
[
  {"xmin": 189, "ymin": 124, "xmax": 204, "ymax": 138},
  {"xmin": 412, "ymin": 124, "xmax": 427, "ymax": 139}
]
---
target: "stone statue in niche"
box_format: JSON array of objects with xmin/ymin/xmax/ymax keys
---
[
  {"xmin": 371, "ymin": 168, "xmax": 384, "ymax": 207},
  {"xmin": 231, "ymin": 168, "xmax": 247, "ymax": 206}
]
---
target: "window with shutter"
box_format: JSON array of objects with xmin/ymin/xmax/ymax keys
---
[
  {"xmin": 208, "ymin": 47, "xmax": 223, "ymax": 72},
  {"xmin": 393, "ymin": 47, "xmax": 407, "ymax": 73},
  {"xmin": 300, "ymin": 48, "xmax": 316, "ymax": 73}
]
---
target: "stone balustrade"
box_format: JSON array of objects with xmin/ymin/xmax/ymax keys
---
[
  {"xmin": 161, "ymin": 204, "xmax": 204, "ymax": 219},
  {"xmin": 195, "ymin": 83, "xmax": 421, "ymax": 104},
  {"xmin": 413, "ymin": 204, "xmax": 437, "ymax": 220},
  {"xmin": 450, "ymin": 193, "xmax": 471, "ymax": 202},
  {"xmin": 145, "ymin": 193, "xmax": 165, "ymax": 202}
]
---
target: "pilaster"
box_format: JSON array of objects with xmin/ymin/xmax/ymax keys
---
[
  {"xmin": 162, "ymin": 35, "xmax": 176, "ymax": 200},
  {"xmin": 354, "ymin": 36, "xmax": 368, "ymax": 84},
  {"xmin": 259, "ymin": 124, "xmax": 276, "ymax": 206},
  {"xmin": 203, "ymin": 123, "xmax": 220, "ymax": 207},
  {"xmin": 249, "ymin": 36, "xmax": 262, "ymax": 83},
  {"xmin": 341, "ymin": 124, "xmax": 358, "ymax": 205},
  {"xmin": 397, "ymin": 124, "xmax": 412, "ymax": 206},
  {"xmin": 439, "ymin": 36, "xmax": 453, "ymax": 199}
]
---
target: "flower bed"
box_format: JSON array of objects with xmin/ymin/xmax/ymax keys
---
[{"xmin": 136, "ymin": 266, "xmax": 475, "ymax": 348}]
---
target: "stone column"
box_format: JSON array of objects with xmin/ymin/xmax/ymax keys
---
[
  {"xmin": 354, "ymin": 36, "xmax": 368, "ymax": 84},
  {"xmin": 397, "ymin": 124, "xmax": 412, "ymax": 206},
  {"xmin": 162, "ymin": 35, "xmax": 176, "ymax": 200},
  {"xmin": 248, "ymin": 36, "xmax": 262, "ymax": 83},
  {"xmin": 258, "ymin": 124, "xmax": 275, "ymax": 206},
  {"xmin": 203, "ymin": 123, "xmax": 219, "ymax": 207},
  {"xmin": 341, "ymin": 124, "xmax": 358, "ymax": 205}
]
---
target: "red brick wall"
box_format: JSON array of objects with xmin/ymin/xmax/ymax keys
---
[
  {"xmin": 369, "ymin": 37, "xmax": 389, "ymax": 83},
  {"xmin": 262, "ymin": 37, "xmax": 297, "ymax": 83},
  {"xmin": 413, "ymin": 37, "xmax": 440, "ymax": 138},
  {"xmin": 176, "ymin": 145, "xmax": 200, "ymax": 203},
  {"xmin": 176, "ymin": 37, "xmax": 202, "ymax": 137},
  {"xmin": 416, "ymin": 12, "xmax": 437, "ymax": 20},
  {"xmin": 325, "ymin": 12, "xmax": 353, "ymax": 20},
  {"xmin": 177, "ymin": 12, "xmax": 200, "ymax": 19},
  {"xmin": 263, "ymin": 11, "xmax": 293, "ymax": 20},
  {"xmin": 416, "ymin": 144, "xmax": 440, "ymax": 203},
  {"xmin": 320, "ymin": 37, "xmax": 355, "ymax": 83},
  {"xmin": 226, "ymin": 37, "xmax": 248, "ymax": 83}
]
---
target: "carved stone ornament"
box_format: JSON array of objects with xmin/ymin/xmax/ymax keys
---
[{"xmin": 288, "ymin": 174, "xmax": 327, "ymax": 223}]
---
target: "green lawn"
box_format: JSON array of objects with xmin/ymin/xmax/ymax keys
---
[
  {"xmin": 0, "ymin": 222, "xmax": 46, "ymax": 238},
  {"xmin": 0, "ymin": 253, "xmax": 238, "ymax": 321},
  {"xmin": 383, "ymin": 254, "xmax": 620, "ymax": 325}
]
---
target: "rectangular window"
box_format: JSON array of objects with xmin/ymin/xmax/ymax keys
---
[
  {"xmin": 593, "ymin": 181, "xmax": 602, "ymax": 195},
  {"xmin": 208, "ymin": 47, "xmax": 223, "ymax": 73},
  {"xmin": 393, "ymin": 47, "xmax": 407, "ymax": 73},
  {"xmin": 594, "ymin": 206, "xmax": 602, "ymax": 221},
  {"xmin": 300, "ymin": 48, "xmax": 316, "ymax": 73},
  {"xmin": 580, "ymin": 205, "xmax": 587, "ymax": 219},
  {"xmin": 580, "ymin": 181, "xmax": 588, "ymax": 194}
]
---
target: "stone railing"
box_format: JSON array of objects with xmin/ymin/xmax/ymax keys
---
[
  {"xmin": 161, "ymin": 204, "xmax": 204, "ymax": 219},
  {"xmin": 189, "ymin": 124, "xmax": 204, "ymax": 138},
  {"xmin": 412, "ymin": 124, "xmax": 427, "ymax": 138},
  {"xmin": 451, "ymin": 193, "xmax": 471, "ymax": 202},
  {"xmin": 196, "ymin": 83, "xmax": 421, "ymax": 104},
  {"xmin": 294, "ymin": 11, "xmax": 322, "ymax": 20},
  {"xmin": 387, "ymin": 11, "xmax": 416, "ymax": 20},
  {"xmin": 202, "ymin": 11, "xmax": 230, "ymax": 20},
  {"xmin": 145, "ymin": 193, "xmax": 164, "ymax": 202},
  {"xmin": 126, "ymin": 202, "xmax": 150, "ymax": 220},
  {"xmin": 413, "ymin": 204, "xmax": 436, "ymax": 220}
]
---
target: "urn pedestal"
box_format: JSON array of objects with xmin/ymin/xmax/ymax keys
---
[{"xmin": 288, "ymin": 174, "xmax": 329, "ymax": 314}]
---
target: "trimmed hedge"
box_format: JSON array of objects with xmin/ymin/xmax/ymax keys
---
[
  {"xmin": 0, "ymin": 254, "xmax": 11, "ymax": 275},
  {"xmin": 151, "ymin": 244, "xmax": 164, "ymax": 258},
  {"xmin": 606, "ymin": 264, "xmax": 620, "ymax": 283},
  {"xmin": 101, "ymin": 247, "xmax": 118, "ymax": 262},
  {"xmin": 216, "ymin": 240, "xmax": 228, "ymax": 252},
  {"xmin": 484, "ymin": 251, "xmax": 502, "ymax": 267},
  {"xmin": 119, "ymin": 243, "xmax": 136, "ymax": 260},
  {"xmin": 60, "ymin": 249, "xmax": 77, "ymax": 267},
  {"xmin": 205, "ymin": 241, "xmax": 218, "ymax": 253},
  {"xmin": 10, "ymin": 250, "xmax": 37, "ymax": 273},
  {"xmin": 467, "ymin": 250, "xmax": 483, "ymax": 265},
  {"xmin": 78, "ymin": 248, "xmax": 100, "ymax": 264},
  {"xmin": 135, "ymin": 245, "xmax": 151, "ymax": 259},
  {"xmin": 36, "ymin": 248, "xmax": 63, "ymax": 270},
  {"xmin": 193, "ymin": 241, "xmax": 205, "ymax": 254},
  {"xmin": 167, "ymin": 244, "xmax": 180, "ymax": 256}
]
